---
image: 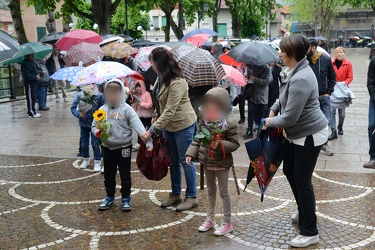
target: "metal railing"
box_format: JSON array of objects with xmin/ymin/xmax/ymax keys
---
[{"xmin": 0, "ymin": 65, "xmax": 16, "ymax": 99}]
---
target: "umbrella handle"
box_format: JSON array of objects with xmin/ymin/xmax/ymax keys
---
[{"xmin": 79, "ymin": 61, "xmax": 83, "ymax": 67}]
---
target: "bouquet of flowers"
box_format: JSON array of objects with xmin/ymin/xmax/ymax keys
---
[
  {"xmin": 93, "ymin": 110, "xmax": 112, "ymax": 144},
  {"xmin": 77, "ymin": 85, "xmax": 98, "ymax": 113}
]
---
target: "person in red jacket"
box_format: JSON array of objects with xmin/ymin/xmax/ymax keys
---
[{"xmin": 329, "ymin": 47, "xmax": 353, "ymax": 140}]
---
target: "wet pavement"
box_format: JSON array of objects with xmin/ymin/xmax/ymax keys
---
[{"xmin": 0, "ymin": 48, "xmax": 374, "ymax": 249}]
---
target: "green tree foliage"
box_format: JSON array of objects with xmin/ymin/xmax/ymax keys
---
[{"xmin": 344, "ymin": 0, "xmax": 375, "ymax": 11}]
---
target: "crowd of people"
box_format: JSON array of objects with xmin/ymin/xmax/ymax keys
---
[{"xmin": 19, "ymin": 33, "xmax": 375, "ymax": 248}]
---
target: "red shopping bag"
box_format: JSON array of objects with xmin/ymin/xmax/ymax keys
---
[{"xmin": 136, "ymin": 134, "xmax": 171, "ymax": 181}]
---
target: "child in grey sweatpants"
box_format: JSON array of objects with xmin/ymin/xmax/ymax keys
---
[{"xmin": 186, "ymin": 87, "xmax": 240, "ymax": 236}]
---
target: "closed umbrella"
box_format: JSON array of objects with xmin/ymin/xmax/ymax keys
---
[
  {"xmin": 180, "ymin": 28, "xmax": 218, "ymax": 41},
  {"xmin": 176, "ymin": 48, "xmax": 226, "ymax": 87},
  {"xmin": 3, "ymin": 42, "xmax": 52, "ymax": 65},
  {"xmin": 222, "ymin": 64, "xmax": 247, "ymax": 86},
  {"xmin": 227, "ymin": 42, "xmax": 279, "ymax": 66},
  {"xmin": 64, "ymin": 42, "xmax": 104, "ymax": 67},
  {"xmin": 135, "ymin": 45, "xmax": 171, "ymax": 71},
  {"xmin": 39, "ymin": 31, "xmax": 66, "ymax": 44},
  {"xmin": 71, "ymin": 61, "xmax": 136, "ymax": 86},
  {"xmin": 55, "ymin": 29, "xmax": 102, "ymax": 51},
  {"xmin": 102, "ymin": 42, "xmax": 137, "ymax": 59},
  {"xmin": 0, "ymin": 29, "xmax": 19, "ymax": 62}
]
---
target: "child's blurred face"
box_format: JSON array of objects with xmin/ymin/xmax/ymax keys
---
[
  {"xmin": 135, "ymin": 86, "xmax": 142, "ymax": 95},
  {"xmin": 202, "ymin": 100, "xmax": 222, "ymax": 121},
  {"xmin": 105, "ymin": 85, "xmax": 122, "ymax": 106}
]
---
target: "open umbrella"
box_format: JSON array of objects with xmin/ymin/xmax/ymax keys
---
[
  {"xmin": 185, "ymin": 34, "xmax": 211, "ymax": 47},
  {"xmin": 3, "ymin": 42, "xmax": 52, "ymax": 65},
  {"xmin": 102, "ymin": 42, "xmax": 137, "ymax": 59},
  {"xmin": 180, "ymin": 28, "xmax": 218, "ymax": 41},
  {"xmin": 39, "ymin": 32, "xmax": 66, "ymax": 44},
  {"xmin": 71, "ymin": 61, "xmax": 136, "ymax": 86},
  {"xmin": 101, "ymin": 34, "xmax": 117, "ymax": 40},
  {"xmin": 222, "ymin": 64, "xmax": 247, "ymax": 86},
  {"xmin": 50, "ymin": 65, "xmax": 84, "ymax": 82},
  {"xmin": 118, "ymin": 34, "xmax": 134, "ymax": 42},
  {"xmin": 364, "ymin": 36, "xmax": 371, "ymax": 40},
  {"xmin": 135, "ymin": 45, "xmax": 171, "ymax": 72},
  {"xmin": 314, "ymin": 36, "xmax": 328, "ymax": 41},
  {"xmin": 64, "ymin": 42, "xmax": 104, "ymax": 67},
  {"xmin": 0, "ymin": 29, "xmax": 19, "ymax": 62},
  {"xmin": 175, "ymin": 47, "xmax": 226, "ymax": 87},
  {"xmin": 99, "ymin": 37, "xmax": 125, "ymax": 47},
  {"xmin": 55, "ymin": 29, "xmax": 102, "ymax": 51},
  {"xmin": 219, "ymin": 52, "xmax": 241, "ymax": 67},
  {"xmin": 244, "ymin": 127, "xmax": 289, "ymax": 202},
  {"xmin": 171, "ymin": 45, "xmax": 196, "ymax": 61},
  {"xmin": 227, "ymin": 42, "xmax": 279, "ymax": 66}
]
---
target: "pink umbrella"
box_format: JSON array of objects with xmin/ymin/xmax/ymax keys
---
[
  {"xmin": 222, "ymin": 64, "xmax": 247, "ymax": 86},
  {"xmin": 185, "ymin": 34, "xmax": 211, "ymax": 47},
  {"xmin": 55, "ymin": 29, "xmax": 102, "ymax": 51}
]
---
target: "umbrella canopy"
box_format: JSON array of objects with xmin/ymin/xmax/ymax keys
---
[
  {"xmin": 3, "ymin": 42, "xmax": 52, "ymax": 65},
  {"xmin": 171, "ymin": 45, "xmax": 196, "ymax": 61},
  {"xmin": 71, "ymin": 61, "xmax": 136, "ymax": 86},
  {"xmin": 222, "ymin": 64, "xmax": 247, "ymax": 86},
  {"xmin": 118, "ymin": 34, "xmax": 134, "ymax": 42},
  {"xmin": 102, "ymin": 42, "xmax": 136, "ymax": 59},
  {"xmin": 99, "ymin": 36, "xmax": 125, "ymax": 47},
  {"xmin": 244, "ymin": 128, "xmax": 289, "ymax": 202},
  {"xmin": 50, "ymin": 66, "xmax": 84, "ymax": 82},
  {"xmin": 317, "ymin": 46, "xmax": 330, "ymax": 57},
  {"xmin": 364, "ymin": 36, "xmax": 371, "ymax": 40},
  {"xmin": 227, "ymin": 42, "xmax": 279, "ymax": 66},
  {"xmin": 180, "ymin": 28, "xmax": 218, "ymax": 41},
  {"xmin": 185, "ymin": 34, "xmax": 211, "ymax": 47},
  {"xmin": 101, "ymin": 34, "xmax": 117, "ymax": 40},
  {"xmin": 0, "ymin": 29, "xmax": 19, "ymax": 62},
  {"xmin": 55, "ymin": 29, "xmax": 102, "ymax": 51},
  {"xmin": 219, "ymin": 52, "xmax": 241, "ymax": 67},
  {"xmin": 314, "ymin": 36, "xmax": 328, "ymax": 41},
  {"xmin": 64, "ymin": 42, "xmax": 104, "ymax": 67},
  {"xmin": 135, "ymin": 45, "xmax": 171, "ymax": 72},
  {"xmin": 175, "ymin": 48, "xmax": 226, "ymax": 87},
  {"xmin": 39, "ymin": 31, "xmax": 66, "ymax": 44}
]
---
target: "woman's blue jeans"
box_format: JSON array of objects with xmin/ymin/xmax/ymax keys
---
[{"xmin": 163, "ymin": 123, "xmax": 197, "ymax": 198}]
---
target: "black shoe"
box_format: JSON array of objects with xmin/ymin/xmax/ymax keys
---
[
  {"xmin": 39, "ymin": 107, "xmax": 50, "ymax": 111},
  {"xmin": 328, "ymin": 129, "xmax": 338, "ymax": 140},
  {"xmin": 243, "ymin": 129, "xmax": 253, "ymax": 139},
  {"xmin": 238, "ymin": 118, "xmax": 245, "ymax": 124},
  {"xmin": 337, "ymin": 125, "xmax": 343, "ymax": 135},
  {"xmin": 77, "ymin": 152, "xmax": 82, "ymax": 157}
]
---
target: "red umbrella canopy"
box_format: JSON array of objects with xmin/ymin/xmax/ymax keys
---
[
  {"xmin": 64, "ymin": 42, "xmax": 104, "ymax": 67},
  {"xmin": 55, "ymin": 29, "xmax": 102, "ymax": 51}
]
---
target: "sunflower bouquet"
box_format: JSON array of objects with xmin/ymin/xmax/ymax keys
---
[{"xmin": 93, "ymin": 110, "xmax": 112, "ymax": 144}]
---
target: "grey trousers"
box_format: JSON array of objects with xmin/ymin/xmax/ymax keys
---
[
  {"xmin": 205, "ymin": 167, "xmax": 231, "ymax": 223},
  {"xmin": 53, "ymin": 80, "xmax": 67, "ymax": 98}
]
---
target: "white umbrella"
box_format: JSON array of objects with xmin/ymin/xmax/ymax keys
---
[{"xmin": 99, "ymin": 37, "xmax": 125, "ymax": 46}]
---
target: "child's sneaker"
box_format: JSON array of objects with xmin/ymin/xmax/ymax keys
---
[
  {"xmin": 98, "ymin": 196, "xmax": 115, "ymax": 210},
  {"xmin": 121, "ymin": 197, "xmax": 131, "ymax": 211},
  {"xmin": 132, "ymin": 143, "xmax": 140, "ymax": 152},
  {"xmin": 93, "ymin": 160, "xmax": 102, "ymax": 172},
  {"xmin": 214, "ymin": 223, "xmax": 233, "ymax": 236},
  {"xmin": 100, "ymin": 167, "xmax": 104, "ymax": 174},
  {"xmin": 79, "ymin": 158, "xmax": 90, "ymax": 169},
  {"xmin": 198, "ymin": 218, "xmax": 215, "ymax": 232}
]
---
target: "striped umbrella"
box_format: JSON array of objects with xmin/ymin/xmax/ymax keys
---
[
  {"xmin": 64, "ymin": 42, "xmax": 104, "ymax": 67},
  {"xmin": 175, "ymin": 48, "xmax": 226, "ymax": 87},
  {"xmin": 102, "ymin": 42, "xmax": 137, "ymax": 59},
  {"xmin": 171, "ymin": 45, "xmax": 196, "ymax": 61}
]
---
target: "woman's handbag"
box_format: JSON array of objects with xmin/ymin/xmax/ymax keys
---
[{"xmin": 136, "ymin": 134, "xmax": 171, "ymax": 181}]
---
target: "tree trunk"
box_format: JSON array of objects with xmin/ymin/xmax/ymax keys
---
[
  {"xmin": 165, "ymin": 12, "xmax": 171, "ymax": 42},
  {"xmin": 45, "ymin": 11, "xmax": 56, "ymax": 33},
  {"xmin": 211, "ymin": 0, "xmax": 221, "ymax": 42},
  {"xmin": 8, "ymin": 0, "xmax": 28, "ymax": 44},
  {"xmin": 231, "ymin": 2, "xmax": 240, "ymax": 38},
  {"xmin": 91, "ymin": 0, "xmax": 113, "ymax": 35}
]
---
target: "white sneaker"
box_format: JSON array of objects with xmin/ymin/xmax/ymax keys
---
[
  {"xmin": 132, "ymin": 143, "xmax": 140, "ymax": 151},
  {"xmin": 291, "ymin": 210, "xmax": 299, "ymax": 224},
  {"xmin": 28, "ymin": 113, "xmax": 41, "ymax": 118},
  {"xmin": 80, "ymin": 158, "xmax": 90, "ymax": 169},
  {"xmin": 290, "ymin": 234, "xmax": 319, "ymax": 248},
  {"xmin": 93, "ymin": 160, "xmax": 102, "ymax": 172}
]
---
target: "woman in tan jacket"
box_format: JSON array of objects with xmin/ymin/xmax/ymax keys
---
[{"xmin": 141, "ymin": 47, "xmax": 198, "ymax": 211}]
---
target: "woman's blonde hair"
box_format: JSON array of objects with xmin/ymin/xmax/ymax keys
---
[{"xmin": 334, "ymin": 47, "xmax": 346, "ymax": 56}]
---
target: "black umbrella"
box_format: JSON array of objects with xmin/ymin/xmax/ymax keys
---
[
  {"xmin": 39, "ymin": 31, "xmax": 66, "ymax": 44},
  {"xmin": 101, "ymin": 34, "xmax": 118, "ymax": 40},
  {"xmin": 118, "ymin": 34, "xmax": 134, "ymax": 42},
  {"xmin": 314, "ymin": 36, "xmax": 328, "ymax": 41},
  {"xmin": 0, "ymin": 30, "xmax": 19, "ymax": 62},
  {"xmin": 227, "ymin": 42, "xmax": 279, "ymax": 66}
]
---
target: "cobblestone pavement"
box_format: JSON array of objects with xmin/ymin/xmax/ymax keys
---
[{"xmin": 0, "ymin": 48, "xmax": 374, "ymax": 249}]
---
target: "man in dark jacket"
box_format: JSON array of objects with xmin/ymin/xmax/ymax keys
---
[
  {"xmin": 21, "ymin": 54, "xmax": 42, "ymax": 118},
  {"xmin": 364, "ymin": 57, "xmax": 375, "ymax": 169},
  {"xmin": 46, "ymin": 45, "xmax": 67, "ymax": 102},
  {"xmin": 307, "ymin": 39, "xmax": 336, "ymax": 156}
]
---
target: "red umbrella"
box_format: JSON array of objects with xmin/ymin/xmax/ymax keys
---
[
  {"xmin": 64, "ymin": 42, "xmax": 104, "ymax": 67},
  {"xmin": 219, "ymin": 52, "xmax": 241, "ymax": 67},
  {"xmin": 185, "ymin": 34, "xmax": 211, "ymax": 47},
  {"xmin": 55, "ymin": 29, "xmax": 102, "ymax": 51},
  {"xmin": 222, "ymin": 64, "xmax": 247, "ymax": 86}
]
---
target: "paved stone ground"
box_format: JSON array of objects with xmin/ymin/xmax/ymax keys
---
[{"xmin": 0, "ymin": 48, "xmax": 374, "ymax": 249}]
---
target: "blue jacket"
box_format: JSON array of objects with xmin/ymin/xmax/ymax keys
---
[
  {"xmin": 71, "ymin": 91, "xmax": 105, "ymax": 128},
  {"xmin": 21, "ymin": 58, "xmax": 42, "ymax": 85}
]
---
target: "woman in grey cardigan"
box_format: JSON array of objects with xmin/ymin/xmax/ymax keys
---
[{"xmin": 264, "ymin": 35, "xmax": 329, "ymax": 248}]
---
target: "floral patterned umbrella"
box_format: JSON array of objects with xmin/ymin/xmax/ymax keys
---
[
  {"xmin": 64, "ymin": 42, "xmax": 104, "ymax": 67},
  {"xmin": 102, "ymin": 42, "xmax": 137, "ymax": 59},
  {"xmin": 135, "ymin": 45, "xmax": 171, "ymax": 72},
  {"xmin": 71, "ymin": 61, "xmax": 136, "ymax": 86}
]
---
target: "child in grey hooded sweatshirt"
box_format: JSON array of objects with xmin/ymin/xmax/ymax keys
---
[{"xmin": 92, "ymin": 79, "xmax": 153, "ymax": 211}]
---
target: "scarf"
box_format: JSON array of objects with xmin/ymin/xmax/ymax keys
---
[{"xmin": 310, "ymin": 52, "xmax": 322, "ymax": 65}]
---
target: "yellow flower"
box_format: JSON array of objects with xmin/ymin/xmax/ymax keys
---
[{"xmin": 93, "ymin": 110, "xmax": 106, "ymax": 121}]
